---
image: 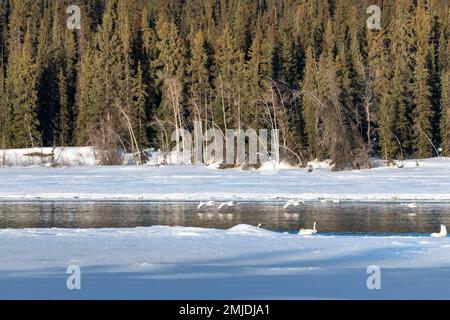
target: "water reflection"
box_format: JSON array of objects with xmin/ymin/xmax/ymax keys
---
[{"xmin": 0, "ymin": 202, "xmax": 449, "ymax": 234}]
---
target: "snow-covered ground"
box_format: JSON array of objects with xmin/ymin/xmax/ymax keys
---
[
  {"xmin": 0, "ymin": 147, "xmax": 98, "ymax": 166},
  {"xmin": 1, "ymin": 157, "xmax": 450, "ymax": 202},
  {"xmin": 0, "ymin": 224, "xmax": 449, "ymax": 299}
]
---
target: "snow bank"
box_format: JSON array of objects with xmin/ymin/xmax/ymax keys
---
[
  {"xmin": 0, "ymin": 147, "xmax": 210, "ymax": 167},
  {"xmin": 0, "ymin": 224, "xmax": 449, "ymax": 299},
  {"xmin": 0, "ymin": 147, "xmax": 97, "ymax": 166},
  {"xmin": 1, "ymin": 157, "xmax": 450, "ymax": 201}
]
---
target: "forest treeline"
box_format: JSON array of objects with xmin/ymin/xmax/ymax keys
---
[{"xmin": 0, "ymin": 0, "xmax": 449, "ymax": 169}]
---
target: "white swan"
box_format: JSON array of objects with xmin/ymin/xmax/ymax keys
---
[
  {"xmin": 431, "ymin": 224, "xmax": 447, "ymax": 238},
  {"xmin": 197, "ymin": 201, "xmax": 216, "ymax": 210},
  {"xmin": 284, "ymin": 199, "xmax": 305, "ymax": 209},
  {"xmin": 218, "ymin": 201, "xmax": 235, "ymax": 210},
  {"xmin": 257, "ymin": 223, "xmax": 263, "ymax": 228},
  {"xmin": 299, "ymin": 222, "xmax": 317, "ymax": 235}
]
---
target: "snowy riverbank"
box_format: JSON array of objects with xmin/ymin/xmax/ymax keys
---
[
  {"xmin": 1, "ymin": 157, "xmax": 450, "ymax": 202},
  {"xmin": 0, "ymin": 224, "xmax": 449, "ymax": 299}
]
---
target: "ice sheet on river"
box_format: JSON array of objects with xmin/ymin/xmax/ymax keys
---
[{"xmin": 0, "ymin": 224, "xmax": 449, "ymax": 299}]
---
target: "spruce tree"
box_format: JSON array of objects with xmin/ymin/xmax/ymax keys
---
[
  {"xmin": 390, "ymin": 0, "xmax": 417, "ymax": 158},
  {"xmin": 154, "ymin": 13, "xmax": 187, "ymax": 156},
  {"xmin": 441, "ymin": 69, "xmax": 450, "ymax": 155},
  {"xmin": 412, "ymin": 5, "xmax": 435, "ymax": 158},
  {"xmin": 188, "ymin": 30, "xmax": 211, "ymax": 124},
  {"xmin": 76, "ymin": 44, "xmax": 98, "ymax": 145},
  {"xmin": 279, "ymin": 30, "xmax": 302, "ymax": 88},
  {"xmin": 244, "ymin": 28, "xmax": 273, "ymax": 128},
  {"xmin": 368, "ymin": 28, "xmax": 397, "ymax": 160},
  {"xmin": 0, "ymin": 61, "xmax": 6, "ymax": 149},
  {"xmin": 301, "ymin": 45, "xmax": 320, "ymax": 159},
  {"xmin": 214, "ymin": 25, "xmax": 241, "ymax": 130},
  {"xmin": 316, "ymin": 21, "xmax": 354, "ymax": 170},
  {"xmin": 57, "ymin": 69, "xmax": 69, "ymax": 147},
  {"xmin": 4, "ymin": 31, "xmax": 41, "ymax": 148},
  {"xmin": 132, "ymin": 62, "xmax": 148, "ymax": 148},
  {"xmin": 36, "ymin": 6, "xmax": 58, "ymax": 146}
]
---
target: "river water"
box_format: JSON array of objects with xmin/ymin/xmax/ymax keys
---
[{"xmin": 0, "ymin": 201, "xmax": 449, "ymax": 235}]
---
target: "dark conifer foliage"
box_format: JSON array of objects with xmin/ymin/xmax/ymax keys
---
[{"xmin": 0, "ymin": 0, "xmax": 449, "ymax": 169}]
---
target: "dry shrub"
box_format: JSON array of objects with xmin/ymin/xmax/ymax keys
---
[
  {"xmin": 279, "ymin": 148, "xmax": 303, "ymax": 166},
  {"xmin": 352, "ymin": 146, "xmax": 372, "ymax": 170},
  {"xmin": 89, "ymin": 114, "xmax": 123, "ymax": 165}
]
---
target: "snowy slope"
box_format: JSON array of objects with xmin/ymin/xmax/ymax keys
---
[
  {"xmin": 0, "ymin": 225, "xmax": 449, "ymax": 299},
  {"xmin": 1, "ymin": 158, "xmax": 450, "ymax": 201}
]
